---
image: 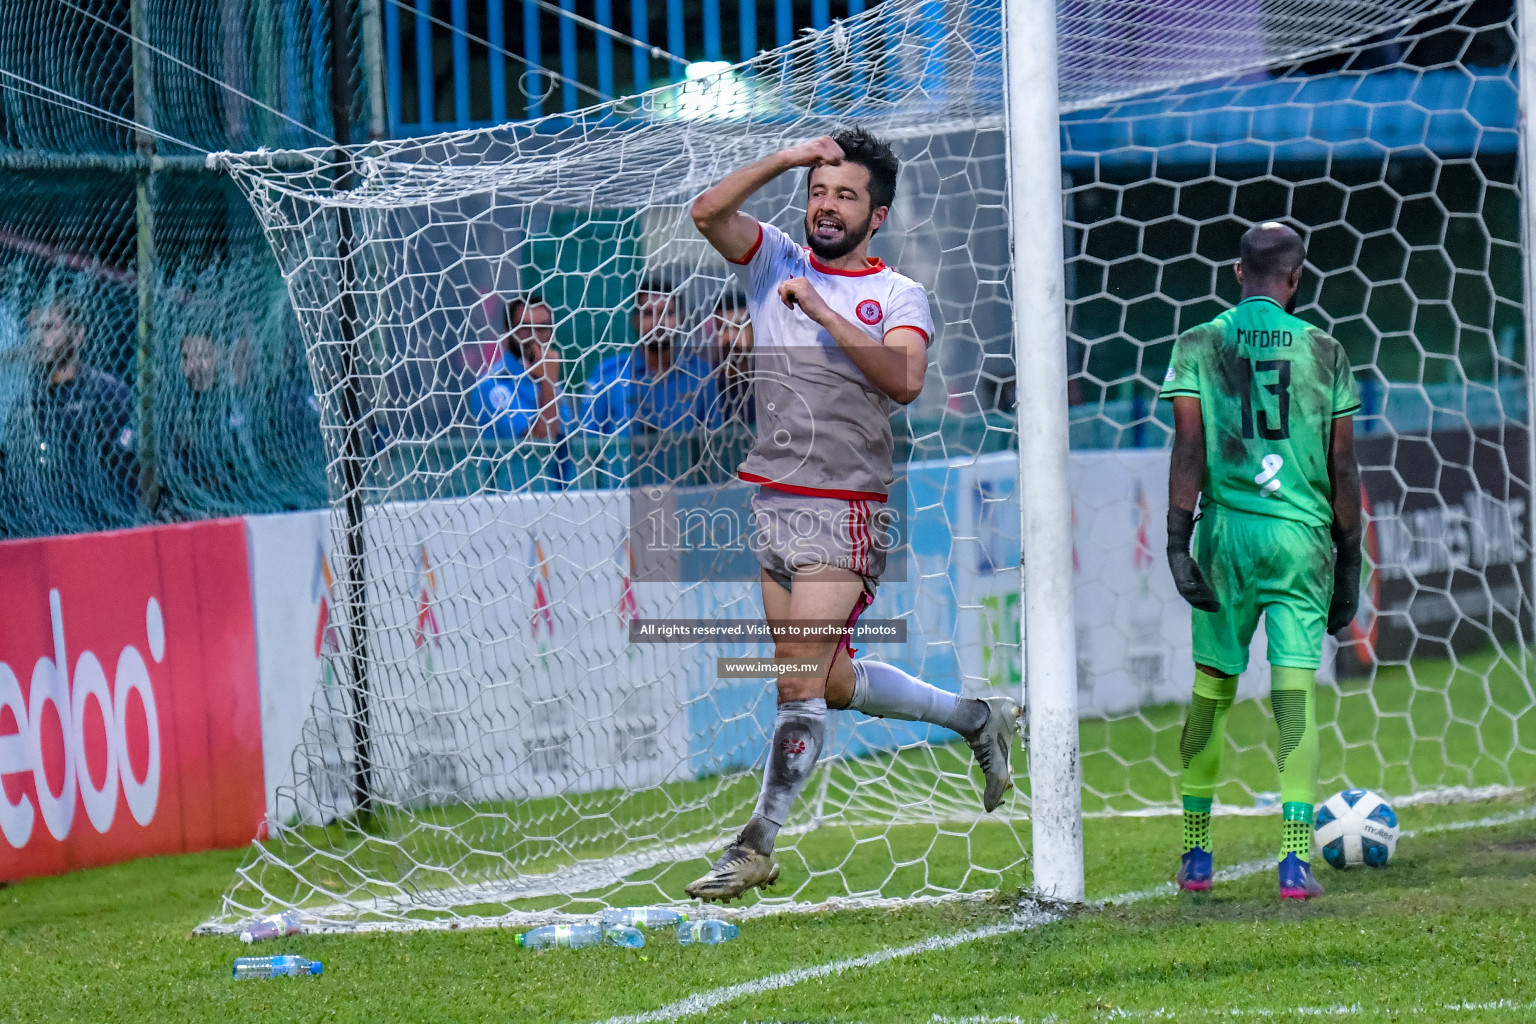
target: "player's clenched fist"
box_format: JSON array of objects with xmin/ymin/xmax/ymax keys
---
[
  {"xmin": 778, "ymin": 276, "xmax": 832, "ymax": 323},
  {"xmin": 783, "ymin": 136, "xmax": 845, "ymax": 168}
]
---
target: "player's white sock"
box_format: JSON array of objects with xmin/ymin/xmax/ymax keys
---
[
  {"xmin": 739, "ymin": 698, "xmax": 827, "ymax": 855},
  {"xmin": 848, "ymin": 660, "xmax": 990, "ymax": 737}
]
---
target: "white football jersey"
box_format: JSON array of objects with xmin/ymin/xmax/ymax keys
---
[{"xmin": 729, "ymin": 220, "xmax": 934, "ymax": 500}]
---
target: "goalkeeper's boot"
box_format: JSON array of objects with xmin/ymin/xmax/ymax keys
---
[
  {"xmin": 684, "ymin": 840, "xmax": 780, "ymax": 903},
  {"xmin": 1278, "ymin": 853, "xmax": 1325, "ymax": 900},
  {"xmin": 965, "ymin": 696, "xmax": 1023, "ymax": 813},
  {"xmin": 1176, "ymin": 847, "xmax": 1213, "ymax": 892}
]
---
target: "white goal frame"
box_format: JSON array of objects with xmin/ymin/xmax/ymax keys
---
[{"xmin": 1006, "ymin": 0, "xmax": 1085, "ymax": 903}]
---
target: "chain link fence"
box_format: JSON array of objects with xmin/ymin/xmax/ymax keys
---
[{"xmin": 0, "ymin": 0, "xmax": 370, "ymax": 536}]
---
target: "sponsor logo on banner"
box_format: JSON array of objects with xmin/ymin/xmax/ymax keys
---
[
  {"xmin": 530, "ymin": 537, "xmax": 554, "ymax": 651},
  {"xmin": 0, "ymin": 520, "xmax": 264, "ymax": 881},
  {"xmin": 414, "ymin": 544, "xmax": 442, "ymax": 673},
  {"xmin": 313, "ymin": 542, "xmax": 341, "ymax": 666},
  {"xmin": 0, "ymin": 590, "xmax": 162, "ymax": 849},
  {"xmin": 1344, "ymin": 426, "xmax": 1532, "ymax": 674},
  {"xmin": 617, "ymin": 540, "xmax": 639, "ymax": 627}
]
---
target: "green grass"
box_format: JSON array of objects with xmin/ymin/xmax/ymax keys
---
[
  {"xmin": 1081, "ymin": 647, "xmax": 1536, "ymax": 810},
  {"xmin": 223, "ymin": 648, "xmax": 1536, "ymax": 924},
  {"xmin": 5, "ymin": 793, "xmax": 1534, "ymax": 1023}
]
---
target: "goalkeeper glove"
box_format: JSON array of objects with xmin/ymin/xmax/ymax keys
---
[
  {"xmin": 1328, "ymin": 523, "xmax": 1363, "ymax": 635},
  {"xmin": 1166, "ymin": 507, "xmax": 1219, "ymax": 613}
]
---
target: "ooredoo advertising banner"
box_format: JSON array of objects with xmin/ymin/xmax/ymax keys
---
[{"xmin": 0, "ymin": 520, "xmax": 265, "ymax": 881}]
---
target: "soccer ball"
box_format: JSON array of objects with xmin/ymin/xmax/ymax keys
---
[{"xmin": 1313, "ymin": 789, "xmax": 1400, "ymax": 869}]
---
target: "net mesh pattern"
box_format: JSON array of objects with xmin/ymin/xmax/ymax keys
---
[
  {"xmin": 197, "ymin": 0, "xmax": 1536, "ymax": 932},
  {"xmin": 0, "ymin": 0, "xmax": 353, "ymax": 537}
]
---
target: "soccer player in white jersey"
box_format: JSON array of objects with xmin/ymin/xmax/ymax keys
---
[{"xmin": 685, "ymin": 128, "xmax": 1023, "ymax": 902}]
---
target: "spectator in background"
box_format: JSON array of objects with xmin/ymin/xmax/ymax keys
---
[
  {"xmin": 583, "ymin": 275, "xmax": 720, "ymax": 435},
  {"xmin": 0, "ymin": 299, "xmax": 23, "ymax": 445},
  {"xmin": 21, "ymin": 298, "xmax": 138, "ymax": 506},
  {"xmin": 167, "ymin": 332, "xmax": 253, "ymax": 503},
  {"xmin": 708, "ymin": 288, "xmax": 755, "ymax": 428},
  {"xmin": 471, "ymin": 292, "xmax": 570, "ymax": 441}
]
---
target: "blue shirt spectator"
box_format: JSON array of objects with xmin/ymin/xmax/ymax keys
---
[
  {"xmin": 583, "ymin": 348, "xmax": 722, "ymax": 435},
  {"xmin": 471, "ymin": 351, "xmax": 545, "ymax": 438},
  {"xmin": 470, "ymin": 294, "xmax": 572, "ymax": 440},
  {"xmin": 582, "ymin": 280, "xmax": 722, "ymax": 435}
]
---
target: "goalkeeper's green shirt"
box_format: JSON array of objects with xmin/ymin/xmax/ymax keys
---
[{"xmin": 1159, "ymin": 296, "xmax": 1360, "ymax": 528}]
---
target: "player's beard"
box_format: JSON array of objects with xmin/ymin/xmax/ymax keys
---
[{"xmin": 804, "ymin": 209, "xmax": 873, "ymax": 262}]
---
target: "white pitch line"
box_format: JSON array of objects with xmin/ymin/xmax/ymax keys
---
[
  {"xmin": 588, "ymin": 864, "xmax": 1279, "ymax": 1024},
  {"xmin": 591, "ymin": 906, "xmax": 1062, "ymax": 1024},
  {"xmin": 585, "ymin": 803, "xmax": 1536, "ymax": 1024},
  {"xmin": 931, "ymin": 996, "xmax": 1536, "ymax": 1021}
]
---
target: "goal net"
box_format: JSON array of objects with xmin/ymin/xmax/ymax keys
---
[{"xmin": 201, "ymin": 0, "xmax": 1535, "ymax": 932}]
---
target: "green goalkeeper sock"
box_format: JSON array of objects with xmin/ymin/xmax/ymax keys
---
[
  {"xmin": 1182, "ymin": 795, "xmax": 1213, "ymax": 853},
  {"xmin": 1281, "ymin": 803, "xmax": 1314, "ymax": 861},
  {"xmin": 1179, "ymin": 669, "xmax": 1236, "ymax": 852},
  {"xmin": 1271, "ymin": 665, "xmax": 1320, "ymax": 862}
]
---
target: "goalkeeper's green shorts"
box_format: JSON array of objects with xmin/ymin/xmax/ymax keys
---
[{"xmin": 1191, "ymin": 504, "xmax": 1333, "ymax": 675}]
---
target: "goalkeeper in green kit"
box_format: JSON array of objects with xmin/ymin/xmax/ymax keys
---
[{"xmin": 1159, "ymin": 222, "xmax": 1362, "ymax": 900}]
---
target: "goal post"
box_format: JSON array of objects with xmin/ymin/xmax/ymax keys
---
[
  {"xmin": 1518, "ymin": 0, "xmax": 1536, "ymax": 575},
  {"xmin": 200, "ymin": 0, "xmax": 1536, "ymax": 933},
  {"xmin": 1004, "ymin": 0, "xmax": 1084, "ymax": 904}
]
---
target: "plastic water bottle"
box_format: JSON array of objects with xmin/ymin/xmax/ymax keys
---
[
  {"xmin": 676, "ymin": 920, "xmax": 739, "ymax": 945},
  {"xmin": 516, "ymin": 923, "xmax": 645, "ymax": 949},
  {"xmin": 602, "ymin": 907, "xmax": 688, "ymax": 930},
  {"xmin": 240, "ymin": 909, "xmax": 304, "ymax": 944},
  {"xmin": 232, "ymin": 955, "xmax": 323, "ymax": 979}
]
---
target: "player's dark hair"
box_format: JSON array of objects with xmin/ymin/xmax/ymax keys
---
[
  {"xmin": 503, "ymin": 292, "xmax": 546, "ymax": 332},
  {"xmin": 810, "ymin": 127, "xmax": 899, "ymax": 213},
  {"xmin": 1239, "ymin": 223, "xmax": 1307, "ymax": 281}
]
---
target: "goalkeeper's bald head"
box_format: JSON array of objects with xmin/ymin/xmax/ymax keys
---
[{"xmin": 1239, "ymin": 221, "xmax": 1306, "ymax": 284}]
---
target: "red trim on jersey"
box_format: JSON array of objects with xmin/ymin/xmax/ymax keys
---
[
  {"xmin": 726, "ymin": 222, "xmax": 765, "ymax": 265},
  {"xmin": 740, "ymin": 472, "xmax": 887, "ymax": 501},
  {"xmin": 805, "ymin": 249, "xmax": 887, "ymax": 277},
  {"xmin": 884, "ymin": 325, "xmax": 930, "ymax": 345}
]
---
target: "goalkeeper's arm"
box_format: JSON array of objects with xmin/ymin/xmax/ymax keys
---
[
  {"xmin": 1326, "ymin": 413, "xmax": 1363, "ymax": 634},
  {"xmin": 690, "ymin": 136, "xmax": 846, "ymax": 261},
  {"xmin": 1166, "ymin": 396, "xmax": 1219, "ymax": 613}
]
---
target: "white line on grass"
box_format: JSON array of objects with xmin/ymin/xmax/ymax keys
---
[
  {"xmin": 588, "ymin": 863, "xmax": 1281, "ymax": 1024},
  {"xmin": 591, "ymin": 906, "xmax": 1062, "ymax": 1024},
  {"xmin": 585, "ymin": 804, "xmax": 1536, "ymax": 1024},
  {"xmin": 931, "ymin": 997, "xmax": 1536, "ymax": 1021}
]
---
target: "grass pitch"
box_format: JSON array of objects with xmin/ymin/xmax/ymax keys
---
[{"xmin": 4, "ymin": 793, "xmax": 1534, "ymax": 1023}]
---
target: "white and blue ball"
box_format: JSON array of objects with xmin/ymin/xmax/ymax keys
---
[{"xmin": 1314, "ymin": 789, "xmax": 1400, "ymax": 869}]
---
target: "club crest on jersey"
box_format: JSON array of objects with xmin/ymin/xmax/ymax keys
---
[{"xmin": 855, "ymin": 299, "xmax": 883, "ymax": 325}]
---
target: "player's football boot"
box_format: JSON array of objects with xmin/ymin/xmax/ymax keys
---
[
  {"xmin": 1277, "ymin": 852, "xmax": 1325, "ymax": 900},
  {"xmin": 1176, "ymin": 847, "xmax": 1213, "ymax": 891},
  {"xmin": 684, "ymin": 841, "xmax": 780, "ymax": 903},
  {"xmin": 965, "ymin": 696, "xmax": 1023, "ymax": 813}
]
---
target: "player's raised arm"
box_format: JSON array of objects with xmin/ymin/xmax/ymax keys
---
[
  {"xmin": 690, "ymin": 137, "xmax": 846, "ymax": 261},
  {"xmin": 1326, "ymin": 412, "xmax": 1362, "ymax": 634}
]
